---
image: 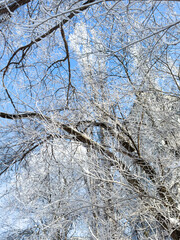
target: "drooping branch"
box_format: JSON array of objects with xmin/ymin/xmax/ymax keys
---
[
  {"xmin": 60, "ymin": 22, "xmax": 72, "ymax": 105},
  {"xmin": 0, "ymin": 111, "xmax": 172, "ymax": 201},
  {"xmin": 0, "ymin": 112, "xmax": 171, "ymax": 196}
]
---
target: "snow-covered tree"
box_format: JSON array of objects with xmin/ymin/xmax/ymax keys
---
[{"xmin": 0, "ymin": 1, "xmax": 180, "ymax": 239}]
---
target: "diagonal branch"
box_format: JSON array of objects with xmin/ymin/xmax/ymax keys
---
[
  {"xmin": 0, "ymin": 111, "xmax": 146, "ymax": 195},
  {"xmin": 0, "ymin": 0, "xmax": 31, "ymax": 16},
  {"xmin": 0, "ymin": 111, "xmax": 174, "ymax": 205}
]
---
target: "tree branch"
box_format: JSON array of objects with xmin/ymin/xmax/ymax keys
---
[
  {"xmin": 0, "ymin": 0, "xmax": 31, "ymax": 16},
  {"xmin": 1, "ymin": 111, "xmax": 179, "ymax": 238},
  {"xmin": 0, "ymin": 0, "xmax": 97, "ymax": 75},
  {"xmin": 0, "ymin": 111, "xmax": 146, "ymax": 194}
]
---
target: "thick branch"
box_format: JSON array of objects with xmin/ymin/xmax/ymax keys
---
[
  {"xmin": 0, "ymin": 111, "xmax": 37, "ymax": 119},
  {"xmin": 83, "ymin": 120, "xmax": 157, "ymax": 181},
  {"xmin": 0, "ymin": 0, "xmax": 31, "ymax": 16}
]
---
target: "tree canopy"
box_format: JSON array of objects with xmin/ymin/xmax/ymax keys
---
[{"xmin": 0, "ymin": 1, "xmax": 180, "ymax": 239}]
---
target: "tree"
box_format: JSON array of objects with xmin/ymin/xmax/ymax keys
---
[{"xmin": 0, "ymin": 0, "xmax": 180, "ymax": 239}]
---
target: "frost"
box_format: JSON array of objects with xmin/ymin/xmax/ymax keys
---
[{"xmin": 169, "ymin": 217, "xmax": 180, "ymax": 227}]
